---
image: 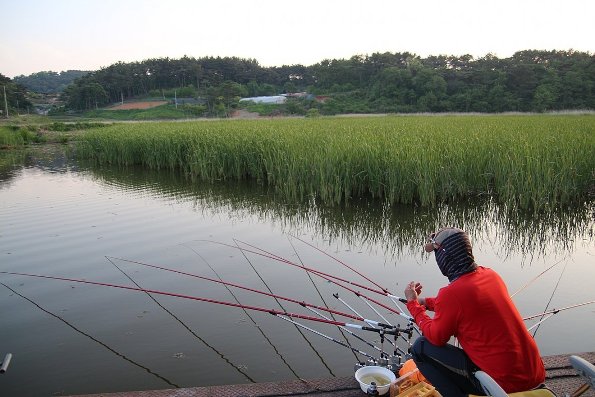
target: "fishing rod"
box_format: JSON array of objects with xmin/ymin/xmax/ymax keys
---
[
  {"xmin": 510, "ymin": 259, "xmax": 565, "ymax": 298},
  {"xmin": 288, "ymin": 235, "xmax": 412, "ymax": 312},
  {"xmin": 0, "ymin": 271, "xmax": 409, "ymax": 336},
  {"xmin": 523, "ymin": 300, "xmax": 595, "ymax": 322},
  {"xmin": 275, "ymin": 315, "xmax": 378, "ymax": 361},
  {"xmin": 278, "ymin": 312, "xmax": 413, "ymax": 371},
  {"xmin": 192, "ymin": 239, "xmax": 418, "ymax": 342},
  {"xmin": 287, "ymin": 236, "xmax": 365, "ymax": 363},
  {"xmin": 231, "ymin": 238, "xmax": 336, "ymax": 376},
  {"xmin": 230, "ymin": 239, "xmax": 420, "ymax": 340},
  {"xmin": 229, "ymin": 239, "xmax": 414, "ymax": 321},
  {"xmin": 106, "ymin": 256, "xmax": 389, "ymax": 326},
  {"xmin": 531, "ymin": 261, "xmax": 568, "ymax": 337},
  {"xmin": 289, "ymin": 234, "xmax": 390, "ymax": 294},
  {"xmin": 305, "ymin": 306, "xmax": 383, "ymax": 354},
  {"xmin": 333, "ymin": 292, "xmax": 410, "ymax": 349},
  {"xmin": 199, "ymin": 239, "xmax": 393, "ymax": 298}
]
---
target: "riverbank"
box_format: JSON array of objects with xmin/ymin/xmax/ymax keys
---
[{"xmin": 68, "ymin": 352, "xmax": 595, "ymax": 397}]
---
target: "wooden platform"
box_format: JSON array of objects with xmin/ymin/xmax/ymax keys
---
[{"xmin": 69, "ymin": 352, "xmax": 595, "ymax": 397}]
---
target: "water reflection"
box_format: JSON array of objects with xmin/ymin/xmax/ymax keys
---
[
  {"xmin": 2, "ymin": 145, "xmax": 592, "ymax": 258},
  {"xmin": 84, "ymin": 160, "xmax": 593, "ymax": 260}
]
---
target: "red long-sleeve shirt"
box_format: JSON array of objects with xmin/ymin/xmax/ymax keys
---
[{"xmin": 406, "ymin": 266, "xmax": 545, "ymax": 393}]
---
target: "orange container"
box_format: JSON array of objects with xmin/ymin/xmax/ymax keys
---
[
  {"xmin": 393, "ymin": 381, "xmax": 441, "ymax": 397},
  {"xmin": 389, "ymin": 360, "xmax": 438, "ymax": 397}
]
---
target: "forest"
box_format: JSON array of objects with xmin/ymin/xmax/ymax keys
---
[
  {"xmin": 13, "ymin": 70, "xmax": 90, "ymax": 94},
  {"xmin": 2, "ymin": 49, "xmax": 594, "ymax": 116}
]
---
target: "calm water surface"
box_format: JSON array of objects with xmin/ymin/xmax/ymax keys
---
[{"xmin": 1, "ymin": 146, "xmax": 593, "ymax": 396}]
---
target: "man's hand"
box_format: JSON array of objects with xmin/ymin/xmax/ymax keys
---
[{"xmin": 404, "ymin": 281, "xmax": 419, "ymax": 302}]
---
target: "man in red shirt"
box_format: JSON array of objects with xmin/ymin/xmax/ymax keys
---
[{"xmin": 404, "ymin": 227, "xmax": 545, "ymax": 396}]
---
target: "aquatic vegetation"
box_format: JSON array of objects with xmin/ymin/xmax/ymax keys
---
[{"xmin": 77, "ymin": 115, "xmax": 595, "ymax": 209}]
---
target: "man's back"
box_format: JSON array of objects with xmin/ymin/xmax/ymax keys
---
[{"xmin": 436, "ymin": 267, "xmax": 545, "ymax": 392}]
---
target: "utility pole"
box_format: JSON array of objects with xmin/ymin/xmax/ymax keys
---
[{"xmin": 3, "ymin": 85, "xmax": 8, "ymax": 118}]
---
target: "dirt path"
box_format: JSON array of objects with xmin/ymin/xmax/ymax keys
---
[{"xmin": 108, "ymin": 101, "xmax": 168, "ymax": 110}]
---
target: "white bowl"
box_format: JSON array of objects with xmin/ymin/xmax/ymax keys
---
[{"xmin": 354, "ymin": 365, "xmax": 396, "ymax": 395}]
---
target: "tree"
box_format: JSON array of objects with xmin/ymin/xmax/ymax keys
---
[
  {"xmin": 54, "ymin": 50, "xmax": 594, "ymax": 114},
  {"xmin": 0, "ymin": 73, "xmax": 33, "ymax": 115}
]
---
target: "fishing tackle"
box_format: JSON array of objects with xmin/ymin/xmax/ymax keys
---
[
  {"xmin": 523, "ymin": 301, "xmax": 595, "ymax": 331},
  {"xmin": 107, "ymin": 256, "xmax": 366, "ymax": 322},
  {"xmin": 0, "ymin": 270, "xmax": 409, "ymax": 336},
  {"xmin": 221, "ymin": 240, "xmax": 416, "ymax": 323}
]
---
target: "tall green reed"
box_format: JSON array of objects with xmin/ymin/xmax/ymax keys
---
[{"xmin": 77, "ymin": 115, "xmax": 594, "ymax": 209}]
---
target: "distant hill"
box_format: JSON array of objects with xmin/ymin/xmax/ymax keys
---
[{"xmin": 13, "ymin": 70, "xmax": 90, "ymax": 94}]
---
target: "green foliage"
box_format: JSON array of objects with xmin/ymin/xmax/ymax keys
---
[
  {"xmin": 83, "ymin": 104, "xmax": 192, "ymax": 120},
  {"xmin": 305, "ymin": 108, "xmax": 320, "ymax": 118},
  {"xmin": 13, "ymin": 70, "xmax": 90, "ymax": 94},
  {"xmin": 242, "ymin": 102, "xmax": 282, "ymax": 116},
  {"xmin": 0, "ymin": 73, "xmax": 34, "ymax": 114},
  {"xmin": 43, "ymin": 122, "xmax": 109, "ymax": 131},
  {"xmin": 160, "ymin": 86, "xmax": 197, "ymax": 98},
  {"xmin": 50, "ymin": 49, "xmax": 595, "ymax": 115},
  {"xmin": 0, "ymin": 126, "xmax": 25, "ymax": 147},
  {"xmin": 76, "ymin": 115, "xmax": 595, "ymax": 210}
]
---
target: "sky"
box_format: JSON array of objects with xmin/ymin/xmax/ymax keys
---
[{"xmin": 1, "ymin": 0, "xmax": 594, "ymax": 78}]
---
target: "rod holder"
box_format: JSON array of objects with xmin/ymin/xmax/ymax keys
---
[{"xmin": 0, "ymin": 353, "xmax": 12, "ymax": 374}]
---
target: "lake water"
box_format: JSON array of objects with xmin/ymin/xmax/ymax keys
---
[{"xmin": 1, "ymin": 145, "xmax": 593, "ymax": 396}]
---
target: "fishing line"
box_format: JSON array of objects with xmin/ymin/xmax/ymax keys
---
[
  {"xmin": 289, "ymin": 234, "xmax": 389, "ymax": 294},
  {"xmin": 106, "ymin": 256, "xmax": 363, "ymax": 322},
  {"xmin": 232, "ymin": 238, "xmax": 336, "ymax": 377},
  {"xmin": 287, "ymin": 237, "xmax": 363, "ymax": 363},
  {"xmin": 230, "ymin": 239, "xmax": 415, "ymax": 322},
  {"xmin": 532, "ymin": 261, "xmax": 568, "ymax": 337},
  {"xmin": 0, "ymin": 271, "xmax": 404, "ymax": 336},
  {"xmin": 0, "ymin": 282, "xmax": 180, "ymax": 388},
  {"xmin": 510, "ymin": 259, "xmax": 565, "ymax": 298},
  {"xmin": 180, "ymin": 243, "xmax": 302, "ymax": 380},
  {"xmin": 106, "ymin": 256, "xmax": 256, "ymax": 383}
]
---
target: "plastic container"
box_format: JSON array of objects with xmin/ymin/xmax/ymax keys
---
[
  {"xmin": 389, "ymin": 368, "xmax": 441, "ymax": 397},
  {"xmin": 355, "ymin": 365, "xmax": 397, "ymax": 396},
  {"xmin": 394, "ymin": 381, "xmax": 440, "ymax": 397}
]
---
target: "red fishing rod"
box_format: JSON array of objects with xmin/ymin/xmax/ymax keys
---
[
  {"xmin": 0, "ymin": 271, "xmax": 407, "ymax": 336},
  {"xmin": 106, "ymin": 256, "xmax": 377, "ymax": 324},
  {"xmin": 289, "ymin": 234, "xmax": 390, "ymax": 294},
  {"xmin": 285, "ymin": 236, "xmax": 417, "ymax": 313},
  {"xmin": 218, "ymin": 240, "xmax": 414, "ymax": 322},
  {"xmin": 198, "ymin": 239, "xmax": 393, "ymax": 298}
]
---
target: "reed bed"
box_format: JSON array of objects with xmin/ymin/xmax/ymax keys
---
[{"xmin": 76, "ymin": 115, "xmax": 595, "ymax": 209}]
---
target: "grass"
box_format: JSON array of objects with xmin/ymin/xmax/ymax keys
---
[
  {"xmin": 76, "ymin": 114, "xmax": 595, "ymax": 209},
  {"xmin": 0, "ymin": 120, "xmax": 111, "ymax": 148},
  {"xmin": 82, "ymin": 104, "xmax": 200, "ymax": 120}
]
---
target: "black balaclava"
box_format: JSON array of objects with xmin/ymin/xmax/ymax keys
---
[{"xmin": 434, "ymin": 229, "xmax": 477, "ymax": 282}]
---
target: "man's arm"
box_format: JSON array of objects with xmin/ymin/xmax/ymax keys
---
[{"xmin": 405, "ymin": 285, "xmax": 458, "ymax": 346}]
